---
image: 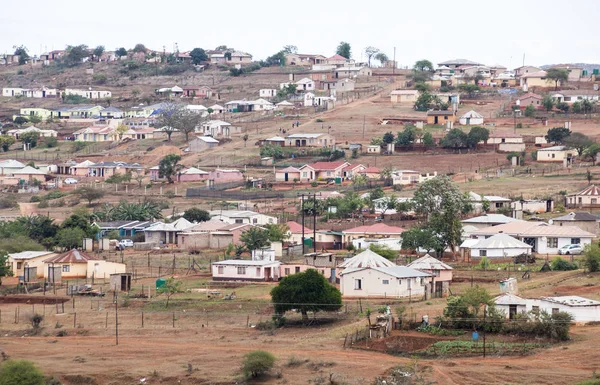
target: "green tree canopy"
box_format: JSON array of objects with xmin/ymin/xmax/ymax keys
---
[
  {"xmin": 413, "ymin": 59, "xmax": 434, "ymax": 72},
  {"xmin": 56, "ymin": 227, "xmax": 86, "ymax": 250},
  {"xmin": 65, "ymin": 44, "xmax": 89, "ymax": 66},
  {"xmin": 545, "ymin": 127, "xmax": 571, "ymax": 144},
  {"xmin": 466, "ymin": 126, "xmax": 489, "ymax": 148},
  {"xmin": 542, "ymin": 95, "xmax": 554, "ymax": 112},
  {"xmin": 242, "ymin": 351, "xmax": 276, "ymax": 378},
  {"xmin": 115, "ymin": 47, "xmax": 127, "ymax": 57},
  {"xmin": 93, "ymin": 45, "xmax": 105, "ymax": 60},
  {"xmin": 156, "ymin": 276, "xmax": 182, "ymax": 307},
  {"xmin": 368, "ymin": 244, "xmax": 397, "ymax": 260},
  {"xmin": 264, "ymin": 223, "xmax": 290, "ymax": 243},
  {"xmin": 545, "ymin": 68, "xmax": 569, "ymax": 90},
  {"xmin": 240, "ymin": 227, "xmax": 270, "ymax": 251},
  {"xmin": 400, "ymin": 227, "xmax": 443, "ymax": 255},
  {"xmin": 375, "ymin": 52, "xmax": 388, "ymax": 66},
  {"xmin": 382, "ymin": 132, "xmax": 395, "ymax": 144},
  {"xmin": 271, "ymin": 269, "xmax": 342, "ymax": 322},
  {"xmin": 13, "ymin": 45, "xmax": 30, "ymax": 65},
  {"xmin": 183, "ymin": 208, "xmax": 210, "ymax": 223},
  {"xmin": 440, "ymin": 128, "xmax": 468, "ymax": 149},
  {"xmin": 336, "ymin": 41, "xmax": 351, "ymax": 59},
  {"xmin": 189, "ymin": 48, "xmax": 208, "ymax": 64},
  {"xmin": 564, "ymin": 132, "xmax": 593, "ymax": 156},
  {"xmin": 20, "ymin": 132, "xmax": 40, "ymax": 148},
  {"xmin": 0, "ymin": 359, "xmax": 45, "ymax": 385},
  {"xmin": 75, "ymin": 186, "xmax": 105, "ymax": 206},
  {"xmin": 265, "ymin": 50, "xmax": 286, "ymax": 66},
  {"xmin": 158, "ymin": 153, "xmax": 183, "ymax": 183}
]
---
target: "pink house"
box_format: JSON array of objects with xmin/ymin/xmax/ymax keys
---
[
  {"xmin": 299, "ymin": 161, "xmax": 350, "ymax": 182},
  {"xmin": 280, "ymin": 264, "xmax": 334, "ymax": 280},
  {"xmin": 149, "ymin": 166, "xmax": 162, "ymax": 181},
  {"xmin": 358, "ymin": 167, "xmax": 381, "ymax": 179},
  {"xmin": 183, "ymin": 86, "xmax": 213, "ymax": 98},
  {"xmin": 177, "ymin": 167, "xmax": 209, "ymax": 182},
  {"xmin": 407, "ymin": 254, "xmax": 453, "ymax": 298},
  {"xmin": 208, "ymin": 169, "xmax": 244, "ymax": 183},
  {"xmin": 178, "ymin": 222, "xmax": 255, "ymax": 250},
  {"xmin": 342, "ymin": 164, "xmax": 366, "ymax": 179}
]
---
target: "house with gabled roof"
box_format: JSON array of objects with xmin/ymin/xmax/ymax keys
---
[
  {"xmin": 87, "ymin": 161, "xmax": 143, "ymax": 178},
  {"xmin": 8, "ymin": 251, "xmax": 58, "ymax": 279},
  {"xmin": 177, "ymin": 167, "xmax": 209, "ymax": 182},
  {"xmin": 43, "ymin": 249, "xmax": 126, "ymax": 280},
  {"xmin": 285, "ymin": 133, "xmax": 335, "ymax": 148},
  {"xmin": 407, "ymin": 254, "xmax": 453, "ymax": 297},
  {"xmin": 342, "ymin": 164, "xmax": 366, "ymax": 178},
  {"xmin": 326, "ymin": 54, "xmax": 355, "ymax": 67},
  {"xmin": 275, "ymin": 166, "xmax": 301, "ymax": 182},
  {"xmin": 550, "ymin": 212, "xmax": 600, "ymax": 235},
  {"xmin": 519, "ymin": 70, "xmax": 551, "ymax": 88},
  {"xmin": 566, "ymin": 185, "xmax": 600, "ymax": 209},
  {"xmin": 459, "ymin": 110, "xmax": 483, "ymax": 125},
  {"xmin": 342, "ymin": 223, "xmax": 405, "ymax": 247},
  {"xmin": 437, "ymin": 59, "xmax": 483, "ymax": 69},
  {"xmin": 536, "ymin": 146, "xmax": 576, "ymax": 163},
  {"xmin": 144, "ymin": 218, "xmax": 195, "ymax": 245},
  {"xmin": 298, "ymin": 161, "xmax": 349, "ymax": 181},
  {"xmin": 516, "ymin": 92, "xmax": 543, "ymax": 107}
]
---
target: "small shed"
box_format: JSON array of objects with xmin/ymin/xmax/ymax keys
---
[
  {"xmin": 459, "ymin": 110, "xmax": 484, "ymax": 125},
  {"xmin": 110, "ymin": 273, "xmax": 132, "ymax": 292}
]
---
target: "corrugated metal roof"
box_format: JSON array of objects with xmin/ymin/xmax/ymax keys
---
[
  {"xmin": 471, "ymin": 233, "xmax": 532, "ymax": 249},
  {"xmin": 407, "ymin": 254, "xmax": 453, "ymax": 270},
  {"xmin": 44, "ymin": 249, "xmax": 100, "ymax": 264},
  {"xmin": 9, "ymin": 251, "xmax": 55, "ymax": 260},
  {"xmin": 552, "ymin": 212, "xmax": 598, "ymax": 222},
  {"xmin": 341, "ymin": 265, "xmax": 431, "ymax": 278},
  {"xmin": 339, "ymin": 249, "xmax": 395, "ymax": 269}
]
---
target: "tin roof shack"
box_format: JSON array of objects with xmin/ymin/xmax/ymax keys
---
[
  {"xmin": 43, "ymin": 249, "xmax": 126, "ymax": 280},
  {"xmin": 493, "ymin": 293, "xmax": 529, "ymax": 320},
  {"xmin": 493, "ymin": 294, "xmax": 600, "ymax": 323},
  {"xmin": 549, "ymin": 212, "xmax": 600, "ymax": 236},
  {"xmin": 340, "ymin": 265, "xmax": 431, "ymax": 299},
  {"xmin": 211, "ymin": 260, "xmax": 281, "ymax": 282},
  {"xmin": 407, "ymin": 254, "xmax": 453, "ymax": 298},
  {"xmin": 110, "ymin": 273, "xmax": 132, "ymax": 292}
]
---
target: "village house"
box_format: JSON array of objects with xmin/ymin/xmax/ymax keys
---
[
  {"xmin": 321, "ymin": 78, "xmax": 356, "ymax": 93},
  {"xmin": 519, "ymin": 71, "xmax": 552, "ymax": 89},
  {"xmin": 469, "ymin": 221, "xmax": 594, "ymax": 254},
  {"xmin": 566, "ymin": 185, "xmax": 600, "ymax": 209},
  {"xmin": 200, "ymin": 120, "xmax": 236, "ymax": 137},
  {"xmin": 0, "ymin": 166, "xmax": 49, "ymax": 185},
  {"xmin": 208, "ymin": 210, "xmax": 276, "ymax": 225},
  {"xmin": 468, "ymin": 192, "xmax": 512, "ymax": 213},
  {"xmin": 2, "ymin": 87, "xmax": 58, "ymax": 98},
  {"xmin": 334, "ymin": 67, "xmax": 372, "ymax": 78},
  {"xmin": 516, "ymin": 92, "xmax": 543, "ymax": 107},
  {"xmin": 438, "ymin": 59, "xmax": 483, "ymax": 70},
  {"xmin": 43, "ymin": 249, "xmax": 126, "ymax": 280},
  {"xmin": 552, "ymin": 90, "xmax": 600, "ymax": 104},
  {"xmin": 7, "ymin": 251, "xmax": 58, "ymax": 280},
  {"xmin": 7, "ymin": 126, "xmax": 58, "ymax": 139},
  {"xmin": 98, "ymin": 107, "xmax": 124, "ymax": 119},
  {"xmin": 461, "ymin": 214, "xmax": 523, "ymax": 230},
  {"xmin": 285, "ymin": 133, "xmax": 334, "ymax": 148},
  {"xmin": 285, "ymin": 53, "xmax": 327, "ymax": 66},
  {"xmin": 275, "ymin": 166, "xmax": 302, "ymax": 182},
  {"xmin": 285, "ymin": 221, "xmax": 313, "ymax": 246},
  {"xmin": 359, "ymin": 166, "xmax": 381, "ymax": 179},
  {"xmin": 210, "ymin": 51, "xmax": 253, "ymax": 64},
  {"xmin": 68, "ymin": 160, "xmax": 95, "ymax": 177},
  {"xmin": 16, "ymin": 107, "xmax": 54, "ymax": 121},
  {"xmin": 183, "ymin": 86, "xmax": 213, "ymax": 98},
  {"xmin": 391, "ymin": 170, "xmax": 438, "ymax": 186},
  {"xmin": 549, "ymin": 64, "xmax": 583, "ymax": 81},
  {"xmin": 511, "ymin": 199, "xmax": 554, "ymax": 217},
  {"xmin": 263, "ymin": 136, "xmax": 285, "ymax": 147},
  {"xmin": 280, "ymin": 77, "xmax": 315, "ymax": 92},
  {"xmin": 461, "ymin": 233, "xmax": 533, "ymax": 259},
  {"xmin": 206, "ymin": 168, "xmax": 244, "ymax": 184},
  {"xmin": 342, "ymin": 223, "xmax": 405, "ymax": 247},
  {"xmin": 486, "ymin": 131, "xmax": 525, "ymax": 152},
  {"xmin": 536, "ymin": 146, "xmax": 576, "ymax": 163},
  {"xmin": 211, "ymin": 260, "xmax": 281, "ymax": 281},
  {"xmin": 340, "ymin": 264, "xmax": 430, "ymax": 299},
  {"xmin": 178, "ymin": 221, "xmax": 253, "ymax": 250},
  {"xmin": 494, "ymin": 294, "xmax": 600, "ymax": 323},
  {"xmin": 144, "ymin": 218, "xmax": 195, "ymax": 245},
  {"xmin": 342, "ymin": 164, "xmax": 366, "ymax": 179},
  {"xmin": 407, "ymin": 254, "xmax": 453, "ymax": 298},
  {"xmin": 426, "ymin": 110, "xmax": 456, "ymax": 125},
  {"xmin": 326, "ymin": 54, "xmax": 355, "ymax": 67},
  {"xmin": 390, "ymin": 90, "xmax": 419, "ymax": 104},
  {"xmin": 514, "ymin": 65, "xmax": 542, "ymax": 77},
  {"xmin": 298, "ymin": 161, "xmax": 349, "ymax": 181},
  {"xmin": 259, "ymin": 89, "xmax": 277, "ymax": 99},
  {"xmin": 155, "ymin": 86, "xmax": 183, "ymax": 98},
  {"xmin": 177, "ymin": 167, "xmax": 210, "ymax": 182},
  {"xmin": 459, "ymin": 110, "xmax": 484, "ymax": 125},
  {"xmin": 64, "ymin": 88, "xmax": 112, "ymax": 99},
  {"xmin": 86, "ymin": 161, "xmax": 143, "ymax": 178},
  {"xmin": 95, "ymin": 220, "xmax": 154, "ymax": 239},
  {"xmin": 549, "ymin": 212, "xmax": 600, "ymax": 236},
  {"xmin": 188, "ymin": 136, "xmax": 219, "ymax": 153},
  {"xmin": 0, "ymin": 159, "xmax": 26, "ymax": 176}
]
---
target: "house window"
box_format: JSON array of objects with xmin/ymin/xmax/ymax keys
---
[
  {"xmin": 295, "ymin": 267, "xmax": 301, "ymax": 273},
  {"xmin": 547, "ymin": 238, "xmax": 558, "ymax": 248},
  {"xmin": 532, "ymin": 306, "xmax": 540, "ymax": 315},
  {"xmin": 433, "ymin": 270, "xmax": 440, "ymax": 277},
  {"xmin": 382, "ymin": 280, "xmax": 389, "ymax": 285},
  {"xmin": 552, "ymin": 154, "xmax": 555, "ymax": 158},
  {"xmin": 480, "ymin": 250, "xmax": 487, "ymax": 257},
  {"xmin": 62, "ymin": 265, "xmax": 70, "ymax": 272},
  {"xmin": 420, "ymin": 278, "xmax": 425, "ymax": 285},
  {"xmin": 256, "ymin": 268, "xmax": 261, "ymax": 276},
  {"xmin": 253, "ymin": 218, "xmax": 258, "ymax": 224},
  {"xmin": 571, "ymin": 238, "xmax": 581, "ymax": 244},
  {"xmin": 284, "ymin": 268, "xmax": 290, "ymax": 275},
  {"xmin": 302, "ymin": 172, "xmax": 308, "ymax": 178},
  {"xmin": 218, "ymin": 266, "xmax": 224, "ymax": 274},
  {"xmin": 237, "ymin": 266, "xmax": 246, "ymax": 275},
  {"xmin": 592, "ymin": 199, "xmax": 597, "ymax": 205},
  {"xmin": 235, "ymin": 219, "xmax": 243, "ymax": 224},
  {"xmin": 354, "ymin": 279, "xmax": 362, "ymax": 290},
  {"xmin": 398, "ymin": 279, "xmax": 402, "ymax": 285},
  {"xmin": 552, "ymin": 308, "xmax": 559, "ymax": 314}
]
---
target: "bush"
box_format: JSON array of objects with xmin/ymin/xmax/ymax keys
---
[
  {"xmin": 0, "ymin": 360, "xmax": 45, "ymax": 385},
  {"xmin": 37, "ymin": 200, "xmax": 49, "ymax": 208},
  {"xmin": 72, "ymin": 141, "xmax": 89, "ymax": 152},
  {"xmin": 92, "ymin": 74, "xmax": 107, "ymax": 84},
  {"xmin": 0, "ymin": 196, "xmax": 18, "ymax": 209},
  {"xmin": 551, "ymin": 257, "xmax": 578, "ymax": 271},
  {"xmin": 31, "ymin": 313, "xmax": 44, "ymax": 328},
  {"xmin": 583, "ymin": 244, "xmax": 600, "ymax": 272},
  {"xmin": 311, "ymin": 181, "xmax": 318, "ymax": 187},
  {"xmin": 44, "ymin": 137, "xmax": 59, "ymax": 148},
  {"xmin": 242, "ymin": 350, "xmax": 276, "ymax": 378}
]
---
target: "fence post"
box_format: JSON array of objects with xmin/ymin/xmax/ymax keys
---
[
  {"xmin": 172, "ymin": 312, "xmax": 175, "ymax": 328},
  {"xmin": 142, "ymin": 312, "xmax": 144, "ymax": 328},
  {"xmin": 74, "ymin": 313, "xmax": 77, "ymax": 328}
]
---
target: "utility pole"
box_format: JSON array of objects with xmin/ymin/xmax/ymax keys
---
[
  {"xmin": 313, "ymin": 194, "xmax": 317, "ymax": 253},
  {"xmin": 115, "ymin": 291, "xmax": 119, "ymax": 346},
  {"xmin": 362, "ymin": 115, "xmax": 366, "ymax": 139},
  {"xmin": 483, "ymin": 306, "xmax": 487, "ymax": 358},
  {"xmin": 299, "ymin": 193, "xmax": 305, "ymax": 254},
  {"xmin": 393, "ymin": 47, "xmax": 396, "ymax": 76}
]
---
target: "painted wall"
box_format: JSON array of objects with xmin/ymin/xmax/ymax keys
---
[{"xmin": 340, "ymin": 268, "xmax": 427, "ymax": 298}]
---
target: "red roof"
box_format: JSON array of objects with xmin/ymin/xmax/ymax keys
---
[
  {"xmin": 328, "ymin": 54, "xmax": 348, "ymax": 61},
  {"xmin": 573, "ymin": 185, "xmax": 600, "ymax": 197},
  {"xmin": 342, "ymin": 164, "xmax": 364, "ymax": 172},
  {"xmin": 286, "ymin": 221, "xmax": 312, "ymax": 234},
  {"xmin": 343, "ymin": 223, "xmax": 406, "ymax": 235},
  {"xmin": 307, "ymin": 161, "xmax": 348, "ymax": 171},
  {"xmin": 359, "ymin": 167, "xmax": 380, "ymax": 174},
  {"xmin": 518, "ymin": 92, "xmax": 542, "ymax": 100},
  {"xmin": 44, "ymin": 249, "xmax": 100, "ymax": 264}
]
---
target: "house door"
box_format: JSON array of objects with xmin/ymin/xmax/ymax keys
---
[
  {"xmin": 295, "ymin": 140, "xmax": 301, "ymax": 147},
  {"xmin": 509, "ymin": 305, "xmax": 518, "ymax": 320},
  {"xmin": 546, "ymin": 200, "xmax": 552, "ymax": 212},
  {"xmin": 284, "ymin": 173, "xmax": 289, "ymax": 182},
  {"xmin": 466, "ymin": 117, "xmax": 470, "ymax": 125},
  {"xmin": 264, "ymin": 267, "xmax": 271, "ymax": 281},
  {"xmin": 435, "ymin": 282, "xmax": 443, "ymax": 298},
  {"xmin": 523, "ymin": 237, "xmax": 536, "ymax": 252},
  {"xmin": 434, "ymin": 116, "xmax": 439, "ymax": 124}
]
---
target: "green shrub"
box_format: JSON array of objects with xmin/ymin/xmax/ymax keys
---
[
  {"xmin": 92, "ymin": 74, "xmax": 107, "ymax": 84},
  {"xmin": 72, "ymin": 141, "xmax": 89, "ymax": 152},
  {"xmin": 44, "ymin": 137, "xmax": 59, "ymax": 148},
  {"xmin": 242, "ymin": 350, "xmax": 276, "ymax": 378},
  {"xmin": 37, "ymin": 200, "xmax": 49, "ymax": 208},
  {"xmin": 583, "ymin": 244, "xmax": 600, "ymax": 272},
  {"xmin": 311, "ymin": 181, "xmax": 318, "ymax": 187},
  {"xmin": 0, "ymin": 196, "xmax": 18, "ymax": 209},
  {"xmin": 0, "ymin": 360, "xmax": 45, "ymax": 385},
  {"xmin": 551, "ymin": 257, "xmax": 578, "ymax": 271}
]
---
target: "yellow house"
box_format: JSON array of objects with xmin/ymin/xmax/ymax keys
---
[
  {"xmin": 520, "ymin": 71, "xmax": 555, "ymax": 88},
  {"xmin": 390, "ymin": 90, "xmax": 419, "ymax": 104},
  {"xmin": 43, "ymin": 249, "xmax": 97, "ymax": 279},
  {"xmin": 7, "ymin": 251, "xmax": 57, "ymax": 279},
  {"xmin": 17, "ymin": 107, "xmax": 54, "ymax": 120},
  {"xmin": 536, "ymin": 146, "xmax": 576, "ymax": 163}
]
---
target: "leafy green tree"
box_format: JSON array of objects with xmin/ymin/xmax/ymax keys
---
[
  {"xmin": 458, "ymin": 83, "xmax": 480, "ymax": 97},
  {"xmin": 572, "ymin": 101, "xmax": 582, "ymax": 113},
  {"xmin": 20, "ymin": 132, "xmax": 40, "ymax": 148},
  {"xmin": 0, "ymin": 359, "xmax": 45, "ymax": 385},
  {"xmin": 56, "ymin": 227, "xmax": 86, "ymax": 250},
  {"xmin": 14, "ymin": 117, "xmax": 28, "ymax": 126},
  {"xmin": 13, "ymin": 45, "xmax": 30, "ymax": 65},
  {"xmin": 545, "ymin": 127, "xmax": 571, "ymax": 145},
  {"xmin": 75, "ymin": 187, "xmax": 105, "ymax": 206},
  {"xmin": 422, "ymin": 132, "xmax": 435, "ymax": 151},
  {"xmin": 414, "ymin": 91, "xmax": 434, "ymax": 111},
  {"xmin": 189, "ymin": 48, "xmax": 208, "ymax": 64},
  {"xmin": 545, "ymin": 68, "xmax": 569, "ymax": 90},
  {"xmin": 440, "ymin": 128, "xmax": 468, "ymax": 149},
  {"xmin": 93, "ymin": 45, "xmax": 105, "ymax": 60},
  {"xmin": 382, "ymin": 132, "xmax": 395, "ymax": 144},
  {"xmin": 271, "ymin": 269, "xmax": 342, "ymax": 322},
  {"xmin": 158, "ymin": 154, "xmax": 183, "ymax": 183},
  {"xmin": 395, "ymin": 125, "xmax": 417, "ymax": 146},
  {"xmin": 364, "ymin": 46, "xmax": 379, "ymax": 67},
  {"xmin": 582, "ymin": 99, "xmax": 595, "ymax": 114},
  {"xmin": 240, "ymin": 227, "xmax": 270, "ymax": 251},
  {"xmin": 564, "ymin": 132, "xmax": 593, "ymax": 156},
  {"xmin": 16, "ymin": 215, "xmax": 58, "ymax": 243},
  {"xmin": 264, "ymin": 223, "xmax": 290, "ymax": 243},
  {"xmin": 260, "ymin": 144, "xmax": 284, "ymax": 159},
  {"xmin": 466, "ymin": 126, "xmax": 489, "ymax": 149},
  {"xmin": 156, "ymin": 277, "xmax": 182, "ymax": 308},
  {"xmin": 583, "ymin": 243, "xmax": 600, "ymax": 272},
  {"xmin": 65, "ymin": 44, "xmax": 89, "ymax": 66},
  {"xmin": 265, "ymin": 50, "xmax": 286, "ymax": 66},
  {"xmin": 0, "ymin": 252, "xmax": 13, "ymax": 285},
  {"xmin": 542, "ymin": 95, "xmax": 555, "ymax": 112},
  {"xmin": 409, "ymin": 70, "xmax": 433, "ymax": 84},
  {"xmin": 242, "ymin": 351, "xmax": 276, "ymax": 378},
  {"xmin": 133, "ymin": 43, "xmax": 147, "ymax": 53},
  {"xmin": 556, "ymin": 102, "xmax": 569, "ymax": 113},
  {"xmin": 412, "ymin": 176, "xmax": 471, "ymax": 254},
  {"xmin": 368, "ymin": 244, "xmax": 397, "ymax": 260},
  {"xmin": 414, "ymin": 82, "xmax": 430, "ymax": 93},
  {"xmin": 336, "ymin": 41, "xmax": 351, "ymax": 59},
  {"xmin": 584, "ymin": 143, "xmax": 600, "ymax": 161},
  {"xmin": 413, "ymin": 59, "xmax": 434, "ymax": 72},
  {"xmin": 400, "ymin": 227, "xmax": 442, "ymax": 255},
  {"xmin": 27, "ymin": 115, "xmax": 42, "ymax": 124},
  {"xmin": 524, "ymin": 104, "xmax": 536, "ymax": 118},
  {"xmin": 375, "ymin": 52, "xmax": 388, "ymax": 66},
  {"xmin": 182, "ymin": 208, "xmax": 210, "ymax": 223},
  {"xmin": 92, "ymin": 201, "xmax": 163, "ymax": 221},
  {"xmin": 115, "ymin": 47, "xmax": 127, "ymax": 57},
  {"xmin": 282, "ymin": 45, "xmax": 298, "ymax": 54},
  {"xmin": 0, "ymin": 135, "xmax": 16, "ymax": 152},
  {"xmin": 62, "ymin": 213, "xmax": 97, "ymax": 238}
]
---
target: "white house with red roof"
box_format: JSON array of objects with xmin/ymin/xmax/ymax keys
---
[
  {"xmin": 342, "ymin": 164, "xmax": 366, "ymax": 178},
  {"xmin": 299, "ymin": 161, "xmax": 349, "ymax": 181},
  {"xmin": 342, "ymin": 223, "xmax": 406, "ymax": 247},
  {"xmin": 326, "ymin": 54, "xmax": 355, "ymax": 67},
  {"xmin": 285, "ymin": 221, "xmax": 313, "ymax": 245},
  {"xmin": 275, "ymin": 166, "xmax": 302, "ymax": 182},
  {"xmin": 359, "ymin": 167, "xmax": 381, "ymax": 179}
]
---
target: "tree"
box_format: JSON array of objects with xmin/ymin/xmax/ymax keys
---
[
  {"xmin": 156, "ymin": 277, "xmax": 182, "ymax": 308},
  {"xmin": 158, "ymin": 154, "xmax": 182, "ymax": 184},
  {"xmin": 264, "ymin": 223, "xmax": 290, "ymax": 243},
  {"xmin": 524, "ymin": 104, "xmax": 536, "ymax": 118},
  {"xmin": 0, "ymin": 252, "xmax": 13, "ymax": 285},
  {"xmin": 545, "ymin": 127, "xmax": 571, "ymax": 145},
  {"xmin": 414, "ymin": 82, "xmax": 430, "ymax": 93},
  {"xmin": 572, "ymin": 101, "xmax": 582, "ymax": 113},
  {"xmin": 584, "ymin": 143, "xmax": 600, "ymax": 161},
  {"xmin": 414, "ymin": 92, "xmax": 435, "ymax": 111},
  {"xmin": 542, "ymin": 95, "xmax": 554, "ymax": 112},
  {"xmin": 458, "ymin": 83, "xmax": 480, "ymax": 98},
  {"xmin": 183, "ymin": 208, "xmax": 210, "ymax": 223},
  {"xmin": 62, "ymin": 213, "xmax": 97, "ymax": 238},
  {"xmin": 16, "ymin": 215, "xmax": 58, "ymax": 243},
  {"xmin": 364, "ymin": 46, "xmax": 379, "ymax": 67},
  {"xmin": 0, "ymin": 359, "xmax": 45, "ymax": 385},
  {"xmin": 440, "ymin": 128, "xmax": 468, "ymax": 149},
  {"xmin": 14, "ymin": 117, "xmax": 28, "ymax": 126},
  {"xmin": 271, "ymin": 269, "xmax": 342, "ymax": 323},
  {"xmin": 132, "ymin": 43, "xmax": 147, "ymax": 53},
  {"xmin": 65, "ymin": 44, "xmax": 89, "ymax": 66},
  {"xmin": 242, "ymin": 134, "xmax": 249, "ymax": 147},
  {"xmin": 224, "ymin": 51, "xmax": 232, "ymax": 61},
  {"xmin": 240, "ymin": 227, "xmax": 270, "ymax": 251},
  {"xmin": 189, "ymin": 48, "xmax": 208, "ymax": 64},
  {"xmin": 92, "ymin": 201, "xmax": 163, "ymax": 221},
  {"xmin": 155, "ymin": 103, "xmax": 185, "ymax": 142},
  {"xmin": 375, "ymin": 52, "xmax": 388, "ymax": 66},
  {"xmin": 413, "ymin": 59, "xmax": 434, "ymax": 72},
  {"xmin": 382, "ymin": 132, "xmax": 395, "ymax": 144},
  {"xmin": 556, "ymin": 102, "xmax": 569, "ymax": 113},
  {"xmin": 461, "ymin": 285, "xmax": 492, "ymax": 317},
  {"xmin": 75, "ymin": 187, "xmax": 105, "ymax": 206},
  {"xmin": 336, "ymin": 41, "xmax": 351, "ymax": 59},
  {"xmin": 20, "ymin": 132, "xmax": 40, "ymax": 148},
  {"xmin": 265, "ymin": 50, "xmax": 286, "ymax": 66},
  {"xmin": 113, "ymin": 124, "xmax": 129, "ymax": 141},
  {"xmin": 282, "ymin": 45, "xmax": 298, "ymax": 54},
  {"xmin": 115, "ymin": 47, "xmax": 127, "ymax": 58},
  {"xmin": 582, "ymin": 99, "xmax": 595, "ymax": 115},
  {"xmin": 368, "ymin": 244, "xmax": 397, "ymax": 260},
  {"xmin": 466, "ymin": 126, "xmax": 489, "ymax": 149},
  {"xmin": 13, "ymin": 45, "xmax": 30, "ymax": 65},
  {"xmin": 56, "ymin": 227, "xmax": 86, "ymax": 250},
  {"xmin": 93, "ymin": 45, "xmax": 105, "ymax": 61},
  {"xmin": 564, "ymin": 132, "xmax": 593, "ymax": 156},
  {"xmin": 412, "ymin": 176, "xmax": 471, "ymax": 254},
  {"xmin": 242, "ymin": 351, "xmax": 275, "ymax": 378},
  {"xmin": 422, "ymin": 132, "xmax": 435, "ymax": 151},
  {"xmin": 0, "ymin": 135, "xmax": 15, "ymax": 152},
  {"xmin": 546, "ymin": 68, "xmax": 569, "ymax": 90},
  {"xmin": 583, "ymin": 243, "xmax": 600, "ymax": 272},
  {"xmin": 400, "ymin": 227, "xmax": 443, "ymax": 255}
]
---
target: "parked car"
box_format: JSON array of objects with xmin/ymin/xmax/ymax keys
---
[
  {"xmin": 64, "ymin": 178, "xmax": 78, "ymax": 184},
  {"xmin": 119, "ymin": 239, "xmax": 134, "ymax": 248},
  {"xmin": 558, "ymin": 244, "xmax": 583, "ymax": 255}
]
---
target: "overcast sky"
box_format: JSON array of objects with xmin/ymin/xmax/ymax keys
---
[{"xmin": 1, "ymin": 0, "xmax": 598, "ymax": 68}]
